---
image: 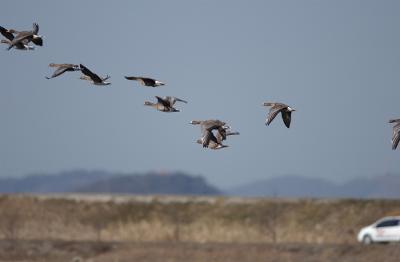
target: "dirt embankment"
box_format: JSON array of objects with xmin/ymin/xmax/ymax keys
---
[{"xmin": 1, "ymin": 240, "xmax": 400, "ymax": 262}]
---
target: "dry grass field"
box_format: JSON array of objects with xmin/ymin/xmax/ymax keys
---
[{"xmin": 0, "ymin": 194, "xmax": 399, "ymax": 261}]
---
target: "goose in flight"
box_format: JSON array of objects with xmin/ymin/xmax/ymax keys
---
[
  {"xmin": 46, "ymin": 63, "xmax": 80, "ymax": 79},
  {"xmin": 125, "ymin": 76, "xmax": 165, "ymax": 87},
  {"xmin": 389, "ymin": 119, "xmax": 400, "ymax": 150},
  {"xmin": 79, "ymin": 64, "xmax": 111, "ymax": 86},
  {"xmin": 6, "ymin": 23, "xmax": 43, "ymax": 50},
  {"xmin": 0, "ymin": 26, "xmax": 34, "ymax": 50},
  {"xmin": 196, "ymin": 127, "xmax": 239, "ymax": 149},
  {"xmin": 196, "ymin": 132, "xmax": 229, "ymax": 150},
  {"xmin": 263, "ymin": 102, "xmax": 296, "ymax": 128},
  {"xmin": 190, "ymin": 120, "xmax": 228, "ymax": 148},
  {"xmin": 144, "ymin": 96, "xmax": 187, "ymax": 112}
]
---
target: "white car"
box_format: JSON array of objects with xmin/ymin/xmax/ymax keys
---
[{"xmin": 357, "ymin": 216, "xmax": 400, "ymax": 244}]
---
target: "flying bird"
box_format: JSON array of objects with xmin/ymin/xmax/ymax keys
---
[
  {"xmin": 79, "ymin": 64, "xmax": 111, "ymax": 86},
  {"xmin": 196, "ymin": 126, "xmax": 239, "ymax": 149},
  {"xmin": 46, "ymin": 63, "xmax": 80, "ymax": 79},
  {"xmin": 125, "ymin": 76, "xmax": 165, "ymax": 87},
  {"xmin": 196, "ymin": 132, "xmax": 229, "ymax": 150},
  {"xmin": 389, "ymin": 119, "xmax": 400, "ymax": 150},
  {"xmin": 6, "ymin": 23, "xmax": 43, "ymax": 50},
  {"xmin": 0, "ymin": 26, "xmax": 34, "ymax": 50},
  {"xmin": 144, "ymin": 96, "xmax": 187, "ymax": 112},
  {"xmin": 190, "ymin": 120, "xmax": 228, "ymax": 148},
  {"xmin": 263, "ymin": 102, "xmax": 296, "ymax": 128}
]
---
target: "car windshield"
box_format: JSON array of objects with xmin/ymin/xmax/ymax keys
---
[{"xmin": 375, "ymin": 219, "xmax": 400, "ymax": 228}]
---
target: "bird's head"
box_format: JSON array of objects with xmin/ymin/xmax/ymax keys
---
[{"xmin": 155, "ymin": 80, "xmax": 165, "ymax": 86}]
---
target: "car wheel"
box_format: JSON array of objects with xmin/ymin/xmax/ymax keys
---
[{"xmin": 362, "ymin": 235, "xmax": 373, "ymax": 245}]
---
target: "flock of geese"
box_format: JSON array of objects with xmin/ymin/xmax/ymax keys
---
[{"xmin": 2, "ymin": 23, "xmax": 400, "ymax": 150}]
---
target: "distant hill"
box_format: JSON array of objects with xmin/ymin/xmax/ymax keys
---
[
  {"xmin": 77, "ymin": 173, "xmax": 221, "ymax": 195},
  {"xmin": 0, "ymin": 170, "xmax": 398, "ymax": 198},
  {"xmin": 227, "ymin": 174, "xmax": 400, "ymax": 199},
  {"xmin": 0, "ymin": 170, "xmax": 220, "ymax": 195},
  {"xmin": 0, "ymin": 170, "xmax": 113, "ymax": 193}
]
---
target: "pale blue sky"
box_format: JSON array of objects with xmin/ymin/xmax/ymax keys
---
[{"xmin": 1, "ymin": 0, "xmax": 399, "ymax": 188}]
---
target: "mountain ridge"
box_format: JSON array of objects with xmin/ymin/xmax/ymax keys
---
[
  {"xmin": 226, "ymin": 174, "xmax": 400, "ymax": 198},
  {"xmin": 0, "ymin": 170, "xmax": 398, "ymax": 198}
]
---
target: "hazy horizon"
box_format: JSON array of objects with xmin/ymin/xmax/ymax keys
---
[{"xmin": 1, "ymin": 0, "xmax": 399, "ymax": 188}]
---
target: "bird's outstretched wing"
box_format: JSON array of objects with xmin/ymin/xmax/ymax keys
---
[
  {"xmin": 165, "ymin": 96, "xmax": 187, "ymax": 106},
  {"xmin": 80, "ymin": 64, "xmax": 102, "ymax": 83},
  {"xmin": 281, "ymin": 111, "xmax": 292, "ymax": 128},
  {"xmin": 0, "ymin": 26, "xmax": 14, "ymax": 41},
  {"xmin": 124, "ymin": 76, "xmax": 139, "ymax": 80},
  {"xmin": 155, "ymin": 96, "xmax": 170, "ymax": 108},
  {"xmin": 202, "ymin": 130, "xmax": 220, "ymax": 148},
  {"xmin": 46, "ymin": 67, "xmax": 69, "ymax": 79},
  {"xmin": 392, "ymin": 123, "xmax": 400, "ymax": 150},
  {"xmin": 32, "ymin": 23, "xmax": 39, "ymax": 34},
  {"xmin": 266, "ymin": 103, "xmax": 287, "ymax": 126}
]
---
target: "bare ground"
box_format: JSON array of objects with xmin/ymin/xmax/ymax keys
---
[{"xmin": 0, "ymin": 240, "xmax": 399, "ymax": 262}]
